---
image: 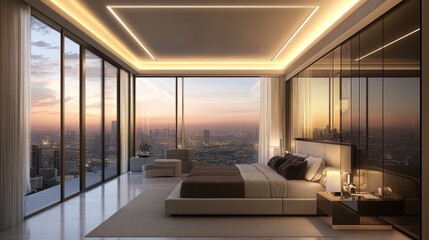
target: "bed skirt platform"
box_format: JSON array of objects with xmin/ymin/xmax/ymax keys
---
[{"xmin": 165, "ymin": 182, "xmax": 317, "ymax": 215}]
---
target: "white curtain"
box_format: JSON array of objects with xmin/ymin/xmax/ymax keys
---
[
  {"xmin": 0, "ymin": 0, "xmax": 30, "ymax": 230},
  {"xmin": 258, "ymin": 77, "xmax": 285, "ymax": 165},
  {"xmin": 119, "ymin": 69, "xmax": 130, "ymax": 174}
]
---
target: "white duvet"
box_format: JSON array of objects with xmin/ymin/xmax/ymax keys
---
[{"xmin": 236, "ymin": 164, "xmax": 288, "ymax": 198}]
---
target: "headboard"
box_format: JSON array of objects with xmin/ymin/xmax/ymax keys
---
[{"xmin": 295, "ymin": 139, "xmax": 351, "ymax": 172}]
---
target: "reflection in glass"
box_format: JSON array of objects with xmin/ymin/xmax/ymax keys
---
[
  {"xmin": 341, "ymin": 40, "xmax": 351, "ymax": 143},
  {"xmin": 331, "ymin": 47, "xmax": 341, "ymax": 140},
  {"xmin": 64, "ymin": 37, "xmax": 80, "ymax": 197},
  {"xmin": 183, "ymin": 78, "xmax": 260, "ymax": 165},
  {"xmin": 135, "ymin": 78, "xmax": 176, "ymax": 159},
  {"xmin": 382, "ymin": 0, "xmax": 421, "ymax": 237},
  {"xmin": 104, "ymin": 62, "xmax": 118, "ymax": 179},
  {"xmin": 288, "ymin": 0, "xmax": 421, "ymax": 237},
  {"xmin": 26, "ymin": 16, "xmax": 61, "ymax": 215},
  {"xmin": 85, "ymin": 50, "xmax": 102, "ymax": 187}
]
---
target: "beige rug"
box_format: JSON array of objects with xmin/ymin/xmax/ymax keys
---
[{"xmin": 86, "ymin": 185, "xmax": 339, "ymax": 238}]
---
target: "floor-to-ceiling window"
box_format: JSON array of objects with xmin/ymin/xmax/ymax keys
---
[
  {"xmin": 27, "ymin": 16, "xmax": 61, "ymax": 215},
  {"xmin": 182, "ymin": 77, "xmax": 260, "ymax": 165},
  {"xmin": 135, "ymin": 77, "xmax": 176, "ymax": 159},
  {"xmin": 85, "ymin": 50, "xmax": 103, "ymax": 187},
  {"xmin": 27, "ymin": 15, "xmax": 126, "ymax": 215},
  {"xmin": 104, "ymin": 62, "xmax": 118, "ymax": 179},
  {"xmin": 64, "ymin": 36, "xmax": 81, "ymax": 198},
  {"xmin": 134, "ymin": 77, "xmax": 260, "ymax": 165}
]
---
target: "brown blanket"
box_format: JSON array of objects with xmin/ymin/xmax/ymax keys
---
[{"xmin": 180, "ymin": 165, "xmax": 245, "ymax": 198}]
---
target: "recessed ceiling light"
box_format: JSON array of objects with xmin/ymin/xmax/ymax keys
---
[
  {"xmin": 107, "ymin": 5, "xmax": 318, "ymax": 62},
  {"xmin": 47, "ymin": 0, "xmax": 361, "ymax": 72}
]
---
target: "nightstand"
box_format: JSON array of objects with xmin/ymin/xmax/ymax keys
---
[{"xmin": 317, "ymin": 192, "xmax": 403, "ymax": 229}]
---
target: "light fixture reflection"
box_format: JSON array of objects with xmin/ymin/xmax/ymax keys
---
[{"xmin": 355, "ymin": 28, "xmax": 420, "ymax": 61}]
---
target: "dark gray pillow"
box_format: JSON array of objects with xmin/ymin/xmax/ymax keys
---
[
  {"xmin": 277, "ymin": 158, "xmax": 307, "ymax": 180},
  {"xmin": 267, "ymin": 156, "xmax": 286, "ymax": 171}
]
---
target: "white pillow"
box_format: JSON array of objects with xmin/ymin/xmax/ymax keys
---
[
  {"xmin": 292, "ymin": 152, "xmax": 308, "ymax": 158},
  {"xmin": 304, "ymin": 156, "xmax": 323, "ymax": 181}
]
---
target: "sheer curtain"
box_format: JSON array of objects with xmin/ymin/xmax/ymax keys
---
[
  {"xmin": 0, "ymin": 0, "xmax": 30, "ymax": 230},
  {"xmin": 119, "ymin": 69, "xmax": 130, "ymax": 174},
  {"xmin": 258, "ymin": 77, "xmax": 285, "ymax": 165}
]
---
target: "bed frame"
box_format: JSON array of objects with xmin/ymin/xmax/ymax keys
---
[{"xmin": 165, "ymin": 140, "xmax": 351, "ymax": 215}]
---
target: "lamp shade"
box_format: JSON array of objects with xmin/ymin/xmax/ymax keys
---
[{"xmin": 326, "ymin": 170, "xmax": 341, "ymax": 193}]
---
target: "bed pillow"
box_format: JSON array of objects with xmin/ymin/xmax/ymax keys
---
[
  {"xmin": 304, "ymin": 156, "xmax": 324, "ymax": 181},
  {"xmin": 319, "ymin": 167, "xmax": 340, "ymax": 187},
  {"xmin": 267, "ymin": 156, "xmax": 287, "ymax": 171},
  {"xmin": 277, "ymin": 158, "xmax": 307, "ymax": 180},
  {"xmin": 292, "ymin": 152, "xmax": 308, "ymax": 158}
]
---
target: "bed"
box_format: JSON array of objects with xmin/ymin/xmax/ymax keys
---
[{"xmin": 165, "ymin": 140, "xmax": 352, "ymax": 215}]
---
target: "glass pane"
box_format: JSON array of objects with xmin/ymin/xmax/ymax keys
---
[
  {"xmin": 104, "ymin": 62, "xmax": 118, "ymax": 179},
  {"xmin": 183, "ymin": 77, "xmax": 260, "ymax": 165},
  {"xmin": 341, "ymin": 40, "xmax": 351, "ymax": 143},
  {"xmin": 64, "ymin": 37, "xmax": 80, "ymax": 197},
  {"xmin": 177, "ymin": 77, "xmax": 184, "ymax": 149},
  {"xmin": 135, "ymin": 77, "xmax": 176, "ymax": 159},
  {"xmin": 85, "ymin": 50, "xmax": 102, "ymax": 187},
  {"xmin": 26, "ymin": 16, "xmax": 61, "ymax": 215},
  {"xmin": 309, "ymin": 77, "xmax": 330, "ymax": 139},
  {"xmin": 382, "ymin": 0, "xmax": 420, "ymax": 237},
  {"xmin": 309, "ymin": 53, "xmax": 331, "ymax": 140},
  {"xmin": 331, "ymin": 47, "xmax": 341, "ymax": 141}
]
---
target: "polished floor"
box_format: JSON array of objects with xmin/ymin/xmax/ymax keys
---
[{"xmin": 0, "ymin": 173, "xmax": 411, "ymax": 240}]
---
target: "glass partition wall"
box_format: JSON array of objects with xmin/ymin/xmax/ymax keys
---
[
  {"xmin": 286, "ymin": 0, "xmax": 421, "ymax": 238},
  {"xmin": 27, "ymin": 15, "xmax": 124, "ymax": 216}
]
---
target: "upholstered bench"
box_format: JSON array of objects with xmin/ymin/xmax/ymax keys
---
[{"xmin": 143, "ymin": 159, "xmax": 182, "ymax": 178}]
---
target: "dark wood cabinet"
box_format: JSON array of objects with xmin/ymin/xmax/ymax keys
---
[{"xmin": 317, "ymin": 192, "xmax": 403, "ymax": 229}]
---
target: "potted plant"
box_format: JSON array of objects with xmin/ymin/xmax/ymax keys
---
[{"xmin": 139, "ymin": 140, "xmax": 151, "ymax": 157}]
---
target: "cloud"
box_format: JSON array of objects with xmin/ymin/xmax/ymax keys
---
[
  {"xmin": 31, "ymin": 85, "xmax": 60, "ymax": 108},
  {"xmin": 30, "ymin": 62, "xmax": 59, "ymax": 78},
  {"xmin": 31, "ymin": 17, "xmax": 52, "ymax": 35},
  {"xmin": 65, "ymin": 51, "xmax": 79, "ymax": 60},
  {"xmin": 31, "ymin": 54, "xmax": 45, "ymax": 60},
  {"xmin": 32, "ymin": 40, "xmax": 59, "ymax": 49}
]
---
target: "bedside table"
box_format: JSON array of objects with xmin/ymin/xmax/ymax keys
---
[{"xmin": 317, "ymin": 192, "xmax": 403, "ymax": 229}]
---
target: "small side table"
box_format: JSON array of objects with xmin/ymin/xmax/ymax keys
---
[{"xmin": 317, "ymin": 192, "xmax": 403, "ymax": 229}]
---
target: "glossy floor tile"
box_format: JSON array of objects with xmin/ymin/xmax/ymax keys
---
[{"xmin": 0, "ymin": 173, "xmax": 412, "ymax": 240}]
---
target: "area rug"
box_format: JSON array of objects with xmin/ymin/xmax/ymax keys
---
[{"xmin": 86, "ymin": 185, "xmax": 339, "ymax": 238}]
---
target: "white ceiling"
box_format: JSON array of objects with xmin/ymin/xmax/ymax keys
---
[{"xmin": 39, "ymin": 0, "xmax": 364, "ymax": 75}]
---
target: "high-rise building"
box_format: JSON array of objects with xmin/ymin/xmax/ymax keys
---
[
  {"xmin": 111, "ymin": 121, "xmax": 117, "ymax": 142},
  {"xmin": 31, "ymin": 144, "xmax": 42, "ymax": 177},
  {"xmin": 203, "ymin": 130, "xmax": 209, "ymax": 144}
]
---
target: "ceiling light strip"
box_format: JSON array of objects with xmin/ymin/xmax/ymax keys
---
[
  {"xmin": 107, "ymin": 6, "xmax": 157, "ymax": 61},
  {"xmin": 271, "ymin": 6, "xmax": 319, "ymax": 61},
  {"xmin": 108, "ymin": 6, "xmax": 316, "ymax": 9},
  {"xmin": 354, "ymin": 28, "xmax": 421, "ymax": 61}
]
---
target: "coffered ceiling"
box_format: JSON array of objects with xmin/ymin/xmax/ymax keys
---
[{"xmin": 39, "ymin": 0, "xmax": 364, "ymax": 74}]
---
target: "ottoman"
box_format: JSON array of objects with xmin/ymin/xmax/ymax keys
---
[{"xmin": 143, "ymin": 159, "xmax": 182, "ymax": 178}]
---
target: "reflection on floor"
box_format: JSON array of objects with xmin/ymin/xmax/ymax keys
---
[
  {"xmin": 0, "ymin": 173, "xmax": 412, "ymax": 240},
  {"xmin": 25, "ymin": 166, "xmax": 117, "ymax": 215}
]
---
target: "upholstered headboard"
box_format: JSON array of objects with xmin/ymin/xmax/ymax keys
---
[{"xmin": 295, "ymin": 139, "xmax": 351, "ymax": 172}]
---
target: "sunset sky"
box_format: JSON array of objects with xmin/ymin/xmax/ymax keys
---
[{"xmin": 135, "ymin": 77, "xmax": 260, "ymax": 134}]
